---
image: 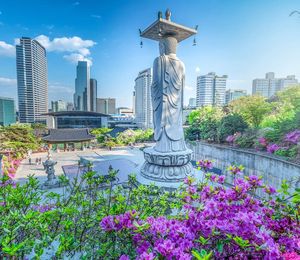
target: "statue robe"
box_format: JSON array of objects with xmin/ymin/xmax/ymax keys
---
[{"xmin": 152, "ymin": 54, "xmax": 187, "ymax": 152}]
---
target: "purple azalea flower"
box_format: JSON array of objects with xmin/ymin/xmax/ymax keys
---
[
  {"xmin": 285, "ymin": 130, "xmax": 300, "ymax": 144},
  {"xmin": 267, "ymin": 143, "xmax": 280, "ymax": 154}
]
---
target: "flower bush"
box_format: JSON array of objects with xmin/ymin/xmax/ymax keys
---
[
  {"xmin": 1, "ymin": 162, "xmax": 300, "ymax": 259},
  {"xmin": 100, "ymin": 171, "xmax": 300, "ymax": 259},
  {"xmin": 186, "ymin": 86, "xmax": 300, "ymax": 161}
]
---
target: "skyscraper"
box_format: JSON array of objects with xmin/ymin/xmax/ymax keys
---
[
  {"xmin": 188, "ymin": 98, "xmax": 196, "ymax": 108},
  {"xmin": 196, "ymin": 72, "xmax": 227, "ymax": 107},
  {"xmin": 0, "ymin": 97, "xmax": 16, "ymax": 126},
  {"xmin": 74, "ymin": 61, "xmax": 90, "ymax": 111},
  {"xmin": 134, "ymin": 68, "xmax": 153, "ymax": 129},
  {"xmin": 96, "ymin": 98, "xmax": 116, "ymax": 114},
  {"xmin": 51, "ymin": 100, "xmax": 67, "ymax": 112},
  {"xmin": 90, "ymin": 79, "xmax": 97, "ymax": 112},
  {"xmin": 252, "ymin": 72, "xmax": 298, "ymax": 98},
  {"xmin": 225, "ymin": 89, "xmax": 247, "ymax": 104},
  {"xmin": 16, "ymin": 37, "xmax": 48, "ymax": 123}
]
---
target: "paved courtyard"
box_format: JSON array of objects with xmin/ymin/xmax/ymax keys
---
[{"xmin": 15, "ymin": 145, "xmax": 147, "ymax": 185}]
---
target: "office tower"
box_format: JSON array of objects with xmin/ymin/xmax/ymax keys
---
[
  {"xmin": 225, "ymin": 89, "xmax": 247, "ymax": 104},
  {"xmin": 66, "ymin": 102, "xmax": 74, "ymax": 111},
  {"xmin": 134, "ymin": 68, "xmax": 153, "ymax": 129},
  {"xmin": 0, "ymin": 97, "xmax": 16, "ymax": 126},
  {"xmin": 252, "ymin": 73, "xmax": 298, "ymax": 98},
  {"xmin": 196, "ymin": 72, "xmax": 227, "ymax": 106},
  {"xmin": 74, "ymin": 61, "xmax": 90, "ymax": 111},
  {"xmin": 188, "ymin": 97, "xmax": 196, "ymax": 108},
  {"xmin": 16, "ymin": 37, "xmax": 48, "ymax": 123},
  {"xmin": 132, "ymin": 91, "xmax": 136, "ymax": 115},
  {"xmin": 96, "ymin": 98, "xmax": 116, "ymax": 114},
  {"xmin": 90, "ymin": 79, "xmax": 97, "ymax": 112},
  {"xmin": 51, "ymin": 100, "xmax": 67, "ymax": 112},
  {"xmin": 117, "ymin": 107, "xmax": 134, "ymax": 117}
]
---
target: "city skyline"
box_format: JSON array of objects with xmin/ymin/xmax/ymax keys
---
[{"xmin": 0, "ymin": 0, "xmax": 300, "ymax": 107}]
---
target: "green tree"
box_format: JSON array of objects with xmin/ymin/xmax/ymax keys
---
[
  {"xmin": 229, "ymin": 95, "xmax": 272, "ymax": 127},
  {"xmin": 187, "ymin": 106, "xmax": 224, "ymax": 141},
  {"xmin": 217, "ymin": 114, "xmax": 248, "ymax": 142}
]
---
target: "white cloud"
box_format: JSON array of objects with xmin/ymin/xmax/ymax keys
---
[
  {"xmin": 91, "ymin": 14, "xmax": 101, "ymax": 19},
  {"xmin": 35, "ymin": 35, "xmax": 96, "ymax": 65},
  {"xmin": 184, "ymin": 85, "xmax": 194, "ymax": 91},
  {"xmin": 0, "ymin": 77, "xmax": 17, "ymax": 100},
  {"xmin": 35, "ymin": 35, "xmax": 95, "ymax": 53},
  {"xmin": 49, "ymin": 83, "xmax": 73, "ymax": 94},
  {"xmin": 0, "ymin": 77, "xmax": 17, "ymax": 86},
  {"xmin": 195, "ymin": 66, "xmax": 200, "ymax": 73},
  {"xmin": 63, "ymin": 53, "xmax": 93, "ymax": 66},
  {"xmin": 0, "ymin": 41, "xmax": 15, "ymax": 57}
]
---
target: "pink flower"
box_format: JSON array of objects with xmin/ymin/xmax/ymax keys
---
[
  {"xmin": 264, "ymin": 186, "xmax": 276, "ymax": 195},
  {"xmin": 226, "ymin": 135, "xmax": 235, "ymax": 143},
  {"xmin": 258, "ymin": 137, "xmax": 268, "ymax": 147},
  {"xmin": 267, "ymin": 143, "xmax": 280, "ymax": 154},
  {"xmin": 138, "ymin": 252, "xmax": 155, "ymax": 260},
  {"xmin": 282, "ymin": 252, "xmax": 300, "ymax": 260},
  {"xmin": 285, "ymin": 130, "xmax": 300, "ymax": 144},
  {"xmin": 196, "ymin": 160, "xmax": 213, "ymax": 173}
]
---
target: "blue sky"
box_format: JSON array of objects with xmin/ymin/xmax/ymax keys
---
[{"xmin": 0, "ymin": 0, "xmax": 300, "ymax": 107}]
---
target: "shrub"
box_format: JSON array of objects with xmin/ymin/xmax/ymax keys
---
[
  {"xmin": 1, "ymin": 164, "xmax": 300, "ymax": 259},
  {"xmin": 217, "ymin": 114, "xmax": 248, "ymax": 142},
  {"xmin": 187, "ymin": 106, "xmax": 224, "ymax": 142},
  {"xmin": 234, "ymin": 129, "xmax": 258, "ymax": 148},
  {"xmin": 229, "ymin": 95, "xmax": 272, "ymax": 127}
]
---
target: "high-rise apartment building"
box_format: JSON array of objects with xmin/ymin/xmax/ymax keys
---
[
  {"xmin": 96, "ymin": 98, "xmax": 116, "ymax": 114},
  {"xmin": 51, "ymin": 100, "xmax": 67, "ymax": 112},
  {"xmin": 196, "ymin": 72, "xmax": 227, "ymax": 107},
  {"xmin": 66, "ymin": 102, "xmax": 74, "ymax": 111},
  {"xmin": 252, "ymin": 72, "xmax": 298, "ymax": 98},
  {"xmin": 0, "ymin": 97, "xmax": 16, "ymax": 126},
  {"xmin": 188, "ymin": 97, "xmax": 196, "ymax": 108},
  {"xmin": 74, "ymin": 61, "xmax": 90, "ymax": 111},
  {"xmin": 225, "ymin": 89, "xmax": 247, "ymax": 104},
  {"xmin": 90, "ymin": 79, "xmax": 97, "ymax": 112},
  {"xmin": 16, "ymin": 37, "xmax": 48, "ymax": 123},
  {"xmin": 134, "ymin": 68, "xmax": 153, "ymax": 129}
]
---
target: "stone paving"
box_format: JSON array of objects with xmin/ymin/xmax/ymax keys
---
[{"xmin": 15, "ymin": 145, "xmax": 147, "ymax": 186}]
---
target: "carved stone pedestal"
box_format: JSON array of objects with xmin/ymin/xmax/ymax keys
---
[{"xmin": 140, "ymin": 147, "xmax": 193, "ymax": 182}]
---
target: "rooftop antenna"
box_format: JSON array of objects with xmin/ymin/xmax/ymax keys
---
[
  {"xmin": 193, "ymin": 25, "xmax": 198, "ymax": 46},
  {"xmin": 139, "ymin": 29, "xmax": 143, "ymax": 48}
]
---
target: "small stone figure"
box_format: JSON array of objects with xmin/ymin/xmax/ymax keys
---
[{"xmin": 41, "ymin": 150, "xmax": 61, "ymax": 189}]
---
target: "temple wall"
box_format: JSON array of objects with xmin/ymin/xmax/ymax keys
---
[{"xmin": 188, "ymin": 141, "xmax": 300, "ymax": 196}]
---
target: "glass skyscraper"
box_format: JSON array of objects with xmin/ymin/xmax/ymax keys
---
[
  {"xmin": 16, "ymin": 37, "xmax": 48, "ymax": 123},
  {"xmin": 0, "ymin": 97, "xmax": 16, "ymax": 126},
  {"xmin": 74, "ymin": 61, "xmax": 90, "ymax": 111},
  {"xmin": 90, "ymin": 78, "xmax": 97, "ymax": 112}
]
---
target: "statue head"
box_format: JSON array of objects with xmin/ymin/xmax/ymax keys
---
[{"xmin": 159, "ymin": 36, "xmax": 177, "ymax": 55}]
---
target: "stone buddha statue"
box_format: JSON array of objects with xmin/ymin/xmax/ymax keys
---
[
  {"xmin": 152, "ymin": 36, "xmax": 187, "ymax": 153},
  {"xmin": 139, "ymin": 10, "xmax": 196, "ymax": 182}
]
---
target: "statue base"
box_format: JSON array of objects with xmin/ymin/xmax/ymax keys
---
[
  {"xmin": 140, "ymin": 147, "xmax": 193, "ymax": 182},
  {"xmin": 40, "ymin": 178, "xmax": 65, "ymax": 190}
]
